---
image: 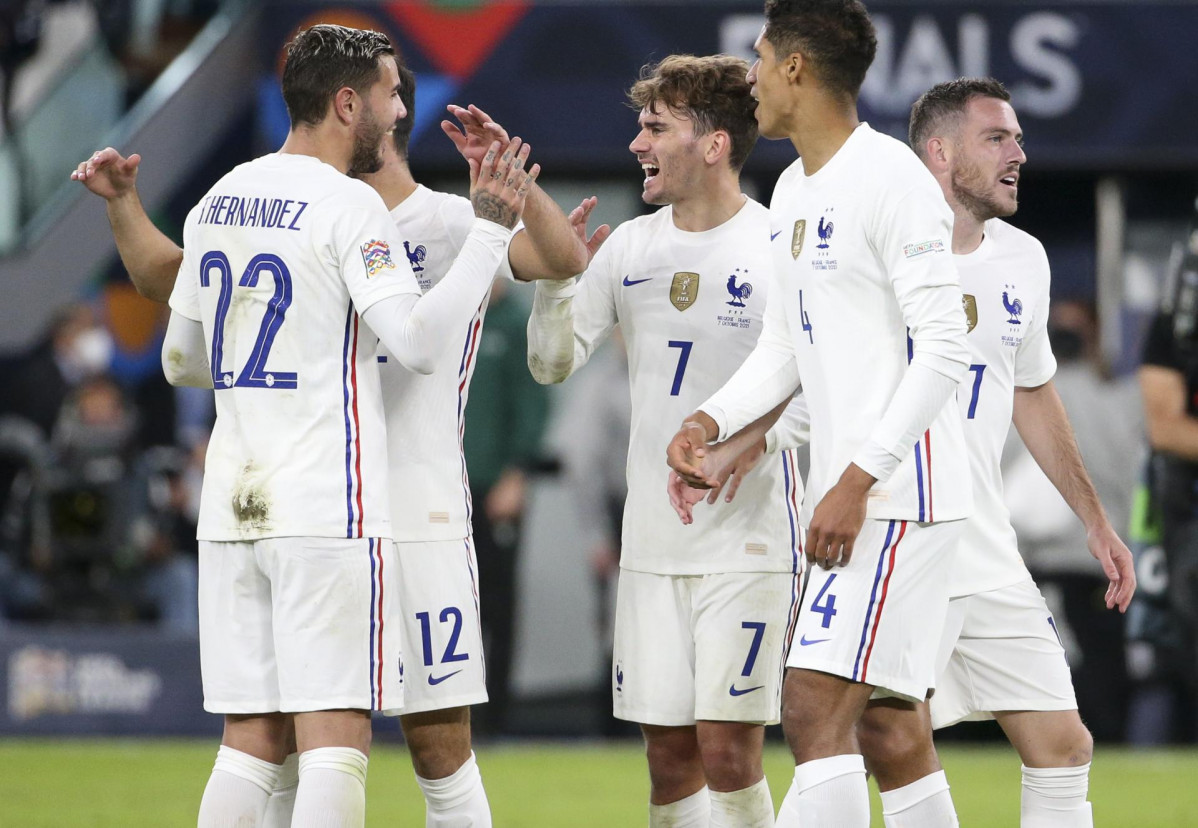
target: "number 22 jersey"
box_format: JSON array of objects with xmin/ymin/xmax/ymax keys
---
[{"xmin": 169, "ymin": 153, "xmax": 420, "ymax": 542}]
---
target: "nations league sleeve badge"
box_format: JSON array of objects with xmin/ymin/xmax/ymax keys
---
[{"xmin": 360, "ymin": 239, "xmax": 397, "ymax": 278}]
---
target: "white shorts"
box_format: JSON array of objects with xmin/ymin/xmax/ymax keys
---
[
  {"xmin": 394, "ymin": 537, "xmax": 488, "ymax": 715},
  {"xmin": 198, "ymin": 537, "xmax": 403, "ymax": 715},
  {"xmin": 787, "ymin": 519, "xmax": 958, "ymax": 702},
  {"xmin": 930, "ymin": 577, "xmax": 1078, "ymax": 729},
  {"xmin": 613, "ymin": 569, "xmax": 801, "ymax": 727}
]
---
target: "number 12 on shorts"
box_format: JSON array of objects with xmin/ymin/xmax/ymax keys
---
[{"xmin": 415, "ymin": 607, "xmax": 469, "ymax": 667}]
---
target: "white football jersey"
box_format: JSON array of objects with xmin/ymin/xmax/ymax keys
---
[
  {"xmin": 552, "ymin": 199, "xmax": 803, "ymax": 576},
  {"xmin": 768, "ymin": 125, "xmax": 972, "ymax": 525},
  {"xmin": 170, "ymin": 153, "xmax": 419, "ymax": 541},
  {"xmin": 377, "ymin": 185, "xmax": 514, "ymax": 541},
  {"xmin": 953, "ymin": 219, "xmax": 1056, "ymax": 597}
]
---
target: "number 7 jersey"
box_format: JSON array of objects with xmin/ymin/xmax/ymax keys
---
[
  {"xmin": 550, "ymin": 198, "xmax": 803, "ymax": 576},
  {"xmin": 169, "ymin": 153, "xmax": 421, "ymax": 542}
]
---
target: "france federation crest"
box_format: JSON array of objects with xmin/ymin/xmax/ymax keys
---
[
  {"xmin": 791, "ymin": 219, "xmax": 806, "ymax": 259},
  {"xmin": 1002, "ymin": 286, "xmax": 1023, "ymax": 325},
  {"xmin": 671, "ymin": 271, "xmax": 699, "ymax": 311},
  {"xmin": 962, "ymin": 294, "xmax": 978, "ymax": 333},
  {"xmin": 360, "ymin": 239, "xmax": 396, "ymax": 278}
]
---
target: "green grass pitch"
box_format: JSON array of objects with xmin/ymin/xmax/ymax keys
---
[{"xmin": 1, "ymin": 739, "xmax": 1195, "ymax": 826}]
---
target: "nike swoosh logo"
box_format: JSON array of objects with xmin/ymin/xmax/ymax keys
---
[
  {"xmin": 798, "ymin": 635, "xmax": 830, "ymax": 646},
  {"xmin": 729, "ymin": 684, "xmax": 764, "ymax": 697},
  {"xmin": 427, "ymin": 670, "xmax": 463, "ymax": 686},
  {"xmin": 622, "ymin": 275, "xmax": 652, "ymax": 287},
  {"xmin": 770, "ymin": 230, "xmax": 782, "ymax": 241}
]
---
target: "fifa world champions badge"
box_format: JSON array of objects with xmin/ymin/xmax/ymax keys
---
[
  {"xmin": 361, "ymin": 239, "xmax": 396, "ymax": 278},
  {"xmin": 962, "ymin": 294, "xmax": 978, "ymax": 333},
  {"xmin": 671, "ymin": 272, "xmax": 700, "ymax": 311},
  {"xmin": 791, "ymin": 219, "xmax": 806, "ymax": 260}
]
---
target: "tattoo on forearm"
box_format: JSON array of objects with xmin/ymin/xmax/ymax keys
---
[{"xmin": 472, "ymin": 192, "xmax": 517, "ymax": 228}]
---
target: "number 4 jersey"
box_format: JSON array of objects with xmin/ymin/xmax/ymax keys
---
[{"xmin": 169, "ymin": 153, "xmax": 421, "ymax": 542}]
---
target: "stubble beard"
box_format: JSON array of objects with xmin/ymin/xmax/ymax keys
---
[
  {"xmin": 348, "ymin": 109, "xmax": 387, "ymax": 177},
  {"xmin": 950, "ymin": 159, "xmax": 1016, "ymax": 222}
]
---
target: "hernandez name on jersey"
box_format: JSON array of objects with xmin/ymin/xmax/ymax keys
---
[{"xmin": 170, "ymin": 153, "xmax": 420, "ymax": 542}]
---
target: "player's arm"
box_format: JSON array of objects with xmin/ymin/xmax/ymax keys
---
[
  {"xmin": 362, "ymin": 141, "xmax": 539, "ymax": 374},
  {"xmin": 161, "ymin": 311, "xmax": 212, "ymax": 388},
  {"xmin": 668, "ymin": 270, "xmax": 800, "ymax": 485},
  {"xmin": 526, "ymin": 227, "xmax": 619, "ymax": 384},
  {"xmin": 443, "ymin": 104, "xmax": 609, "ymax": 281},
  {"xmin": 71, "ymin": 148, "xmax": 182, "ymax": 303},
  {"xmin": 807, "ymin": 184, "xmax": 969, "ymax": 569},
  {"xmin": 1013, "ymin": 380, "xmax": 1136, "ymax": 611}
]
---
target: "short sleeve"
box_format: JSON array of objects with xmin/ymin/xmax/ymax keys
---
[
  {"xmin": 1014, "ymin": 248, "xmax": 1057, "ymax": 388},
  {"xmin": 327, "ymin": 193, "xmax": 422, "ymax": 314},
  {"xmin": 168, "ymin": 207, "xmax": 202, "ymax": 322}
]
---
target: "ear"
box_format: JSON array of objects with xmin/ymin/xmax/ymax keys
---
[
  {"xmin": 785, "ymin": 51, "xmax": 803, "ymax": 85},
  {"xmin": 705, "ymin": 130, "xmax": 731, "ymax": 167},
  {"xmin": 925, "ymin": 136, "xmax": 950, "ymax": 172},
  {"xmin": 331, "ymin": 86, "xmax": 358, "ymax": 126}
]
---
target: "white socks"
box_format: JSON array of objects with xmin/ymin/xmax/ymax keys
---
[
  {"xmin": 1021, "ymin": 763, "xmax": 1093, "ymax": 827},
  {"xmin": 263, "ymin": 752, "xmax": 299, "ymax": 827},
  {"xmin": 776, "ymin": 754, "xmax": 870, "ymax": 828},
  {"xmin": 415, "ymin": 751, "xmax": 493, "ymax": 827},
  {"xmin": 198, "ymin": 746, "xmax": 282, "ymax": 827},
  {"xmin": 710, "ymin": 777, "xmax": 774, "ymax": 828},
  {"xmin": 879, "ymin": 770, "xmax": 958, "ymax": 827},
  {"xmin": 291, "ymin": 747, "xmax": 369, "ymax": 828},
  {"xmin": 649, "ymin": 785, "xmax": 711, "ymax": 827}
]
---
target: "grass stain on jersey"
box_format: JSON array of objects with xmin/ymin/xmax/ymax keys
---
[{"xmin": 232, "ymin": 462, "xmax": 272, "ymax": 532}]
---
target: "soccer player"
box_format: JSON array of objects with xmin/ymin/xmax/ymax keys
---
[
  {"xmin": 668, "ymin": 2, "xmax": 973, "ymax": 824},
  {"xmin": 526, "ymin": 54, "xmax": 807, "ymax": 828},
  {"xmin": 850, "ymin": 77, "xmax": 1136, "ymax": 828},
  {"xmin": 129, "ymin": 25, "xmax": 530, "ymax": 827},
  {"xmin": 72, "ymin": 55, "xmax": 581, "ymax": 828}
]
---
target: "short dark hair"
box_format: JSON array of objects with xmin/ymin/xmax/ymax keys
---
[
  {"xmin": 282, "ymin": 24, "xmax": 395, "ymax": 128},
  {"xmin": 627, "ymin": 54, "xmax": 759, "ymax": 172},
  {"xmin": 392, "ymin": 62, "xmax": 417, "ymax": 160},
  {"xmin": 908, "ymin": 77, "xmax": 1012, "ymax": 161},
  {"xmin": 762, "ymin": 0, "xmax": 877, "ymax": 100}
]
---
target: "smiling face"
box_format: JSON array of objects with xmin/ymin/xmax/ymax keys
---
[
  {"xmin": 628, "ymin": 102, "xmax": 705, "ymax": 206},
  {"xmin": 948, "ymin": 96, "xmax": 1027, "ymax": 221},
  {"xmin": 348, "ymin": 54, "xmax": 405, "ymax": 177}
]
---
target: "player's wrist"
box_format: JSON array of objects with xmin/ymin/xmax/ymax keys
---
[{"xmin": 686, "ymin": 411, "xmax": 719, "ymax": 443}]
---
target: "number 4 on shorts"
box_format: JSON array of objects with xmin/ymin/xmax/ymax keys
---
[{"xmin": 810, "ymin": 574, "xmax": 838, "ymax": 629}]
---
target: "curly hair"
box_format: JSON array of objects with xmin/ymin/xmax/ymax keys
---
[
  {"xmin": 908, "ymin": 77, "xmax": 1012, "ymax": 161},
  {"xmin": 282, "ymin": 24, "xmax": 395, "ymax": 128},
  {"xmin": 762, "ymin": 0, "xmax": 877, "ymax": 100},
  {"xmin": 628, "ymin": 54, "xmax": 759, "ymax": 172}
]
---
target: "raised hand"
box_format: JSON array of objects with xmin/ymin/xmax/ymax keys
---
[
  {"xmin": 442, "ymin": 104, "xmax": 511, "ymax": 166},
  {"xmin": 468, "ymin": 138, "xmax": 540, "ymax": 230},
  {"xmin": 568, "ymin": 196, "xmax": 612, "ymax": 266},
  {"xmin": 70, "ymin": 147, "xmax": 141, "ymax": 200}
]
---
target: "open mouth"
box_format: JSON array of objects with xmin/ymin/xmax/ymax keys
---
[
  {"xmin": 999, "ymin": 173, "xmax": 1019, "ymax": 189},
  {"xmin": 641, "ymin": 162, "xmax": 660, "ymax": 180}
]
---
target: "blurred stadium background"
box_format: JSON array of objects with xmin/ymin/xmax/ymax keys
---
[{"xmin": 1, "ymin": 0, "xmax": 1197, "ymax": 824}]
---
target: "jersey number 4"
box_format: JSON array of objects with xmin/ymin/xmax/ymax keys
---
[{"xmin": 201, "ymin": 250, "xmax": 296, "ymax": 390}]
